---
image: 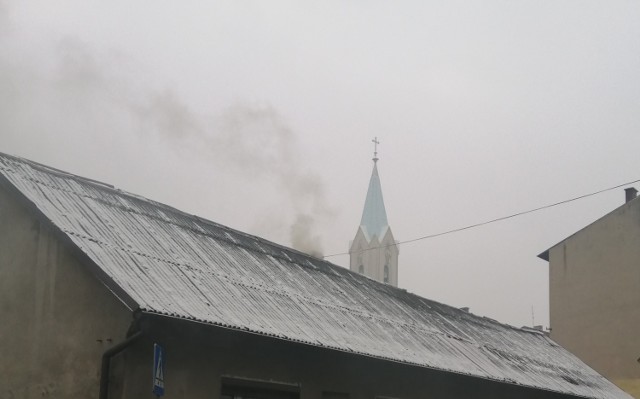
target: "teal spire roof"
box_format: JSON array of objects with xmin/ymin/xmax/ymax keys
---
[{"xmin": 359, "ymin": 161, "xmax": 389, "ymax": 240}]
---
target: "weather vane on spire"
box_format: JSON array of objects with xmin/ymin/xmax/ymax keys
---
[{"xmin": 372, "ymin": 137, "xmax": 380, "ymax": 163}]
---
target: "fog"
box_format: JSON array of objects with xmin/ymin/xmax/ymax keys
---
[{"xmin": 2, "ymin": 0, "xmax": 639, "ymax": 328}]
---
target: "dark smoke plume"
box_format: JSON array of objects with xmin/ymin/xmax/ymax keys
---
[
  {"xmin": 0, "ymin": 10, "xmax": 333, "ymax": 257},
  {"xmin": 137, "ymin": 95, "xmax": 333, "ymax": 256}
]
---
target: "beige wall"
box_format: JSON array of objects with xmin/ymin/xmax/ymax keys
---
[
  {"xmin": 0, "ymin": 187, "xmax": 132, "ymax": 399},
  {"xmin": 115, "ymin": 315, "xmax": 576, "ymax": 399},
  {"xmin": 548, "ymin": 199, "xmax": 640, "ymax": 397}
]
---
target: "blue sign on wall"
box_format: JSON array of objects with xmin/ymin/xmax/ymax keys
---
[{"xmin": 152, "ymin": 343, "xmax": 165, "ymax": 397}]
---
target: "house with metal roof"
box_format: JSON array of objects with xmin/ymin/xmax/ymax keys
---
[
  {"xmin": 0, "ymin": 151, "xmax": 632, "ymax": 399},
  {"xmin": 538, "ymin": 188, "xmax": 640, "ymax": 398}
]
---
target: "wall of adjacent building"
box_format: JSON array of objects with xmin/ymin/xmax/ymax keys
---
[
  {"xmin": 116, "ymin": 314, "xmax": 576, "ymax": 399},
  {"xmin": 548, "ymin": 198, "xmax": 640, "ymax": 398},
  {"xmin": 0, "ymin": 187, "xmax": 132, "ymax": 399}
]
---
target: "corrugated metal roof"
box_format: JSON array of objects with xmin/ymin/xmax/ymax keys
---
[{"xmin": 0, "ymin": 152, "xmax": 630, "ymax": 399}]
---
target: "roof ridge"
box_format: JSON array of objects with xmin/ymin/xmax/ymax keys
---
[{"xmin": 0, "ymin": 151, "xmax": 354, "ymax": 276}]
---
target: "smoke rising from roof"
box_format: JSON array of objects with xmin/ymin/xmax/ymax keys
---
[
  {"xmin": 138, "ymin": 95, "xmax": 334, "ymax": 256},
  {"xmin": 0, "ymin": 8, "xmax": 332, "ymax": 257}
]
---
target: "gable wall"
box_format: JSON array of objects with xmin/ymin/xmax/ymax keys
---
[
  {"xmin": 0, "ymin": 186, "xmax": 133, "ymax": 399},
  {"xmin": 548, "ymin": 199, "xmax": 640, "ymax": 397}
]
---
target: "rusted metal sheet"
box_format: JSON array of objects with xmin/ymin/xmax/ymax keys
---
[{"xmin": 0, "ymin": 152, "xmax": 630, "ymax": 399}]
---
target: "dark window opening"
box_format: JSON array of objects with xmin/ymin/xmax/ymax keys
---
[
  {"xmin": 322, "ymin": 392, "xmax": 349, "ymax": 399},
  {"xmin": 221, "ymin": 378, "xmax": 299, "ymax": 399},
  {"xmin": 383, "ymin": 252, "xmax": 391, "ymax": 283}
]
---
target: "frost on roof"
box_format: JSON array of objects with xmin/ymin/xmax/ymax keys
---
[{"xmin": 0, "ymin": 152, "xmax": 631, "ymax": 399}]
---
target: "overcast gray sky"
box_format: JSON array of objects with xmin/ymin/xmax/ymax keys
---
[{"xmin": 2, "ymin": 0, "xmax": 639, "ymax": 328}]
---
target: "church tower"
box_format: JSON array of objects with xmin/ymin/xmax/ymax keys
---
[{"xmin": 350, "ymin": 139, "xmax": 399, "ymax": 286}]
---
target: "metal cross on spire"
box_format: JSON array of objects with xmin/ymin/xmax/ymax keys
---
[{"xmin": 372, "ymin": 137, "xmax": 380, "ymax": 163}]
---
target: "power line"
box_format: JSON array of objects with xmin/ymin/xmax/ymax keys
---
[{"xmin": 323, "ymin": 178, "xmax": 640, "ymax": 259}]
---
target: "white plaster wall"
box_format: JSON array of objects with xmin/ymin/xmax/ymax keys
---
[{"xmin": 349, "ymin": 227, "xmax": 399, "ymax": 287}]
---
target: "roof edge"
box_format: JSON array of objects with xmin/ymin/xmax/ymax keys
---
[
  {"xmin": 0, "ymin": 151, "xmax": 350, "ymax": 277},
  {"xmin": 0, "ymin": 168, "xmax": 140, "ymax": 312},
  {"xmin": 538, "ymin": 250, "xmax": 549, "ymax": 262},
  {"xmin": 536, "ymin": 191, "xmax": 640, "ymax": 264}
]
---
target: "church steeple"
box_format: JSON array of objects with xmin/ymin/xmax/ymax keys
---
[
  {"xmin": 349, "ymin": 139, "xmax": 399, "ymax": 286},
  {"xmin": 359, "ymin": 161, "xmax": 389, "ymax": 242}
]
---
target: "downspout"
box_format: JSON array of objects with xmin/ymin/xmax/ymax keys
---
[{"xmin": 99, "ymin": 330, "xmax": 143, "ymax": 399}]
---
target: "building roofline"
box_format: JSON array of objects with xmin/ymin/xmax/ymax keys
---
[
  {"xmin": 537, "ymin": 192, "xmax": 640, "ymax": 263},
  {"xmin": 0, "ymin": 167, "xmax": 140, "ymax": 312},
  {"xmin": 538, "ymin": 250, "xmax": 550, "ymax": 262},
  {"xmin": 0, "ymin": 151, "xmax": 339, "ymax": 271}
]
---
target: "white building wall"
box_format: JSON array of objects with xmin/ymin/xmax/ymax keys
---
[{"xmin": 350, "ymin": 227, "xmax": 399, "ymax": 287}]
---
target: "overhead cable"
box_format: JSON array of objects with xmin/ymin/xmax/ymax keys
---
[{"xmin": 323, "ymin": 178, "xmax": 640, "ymax": 259}]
